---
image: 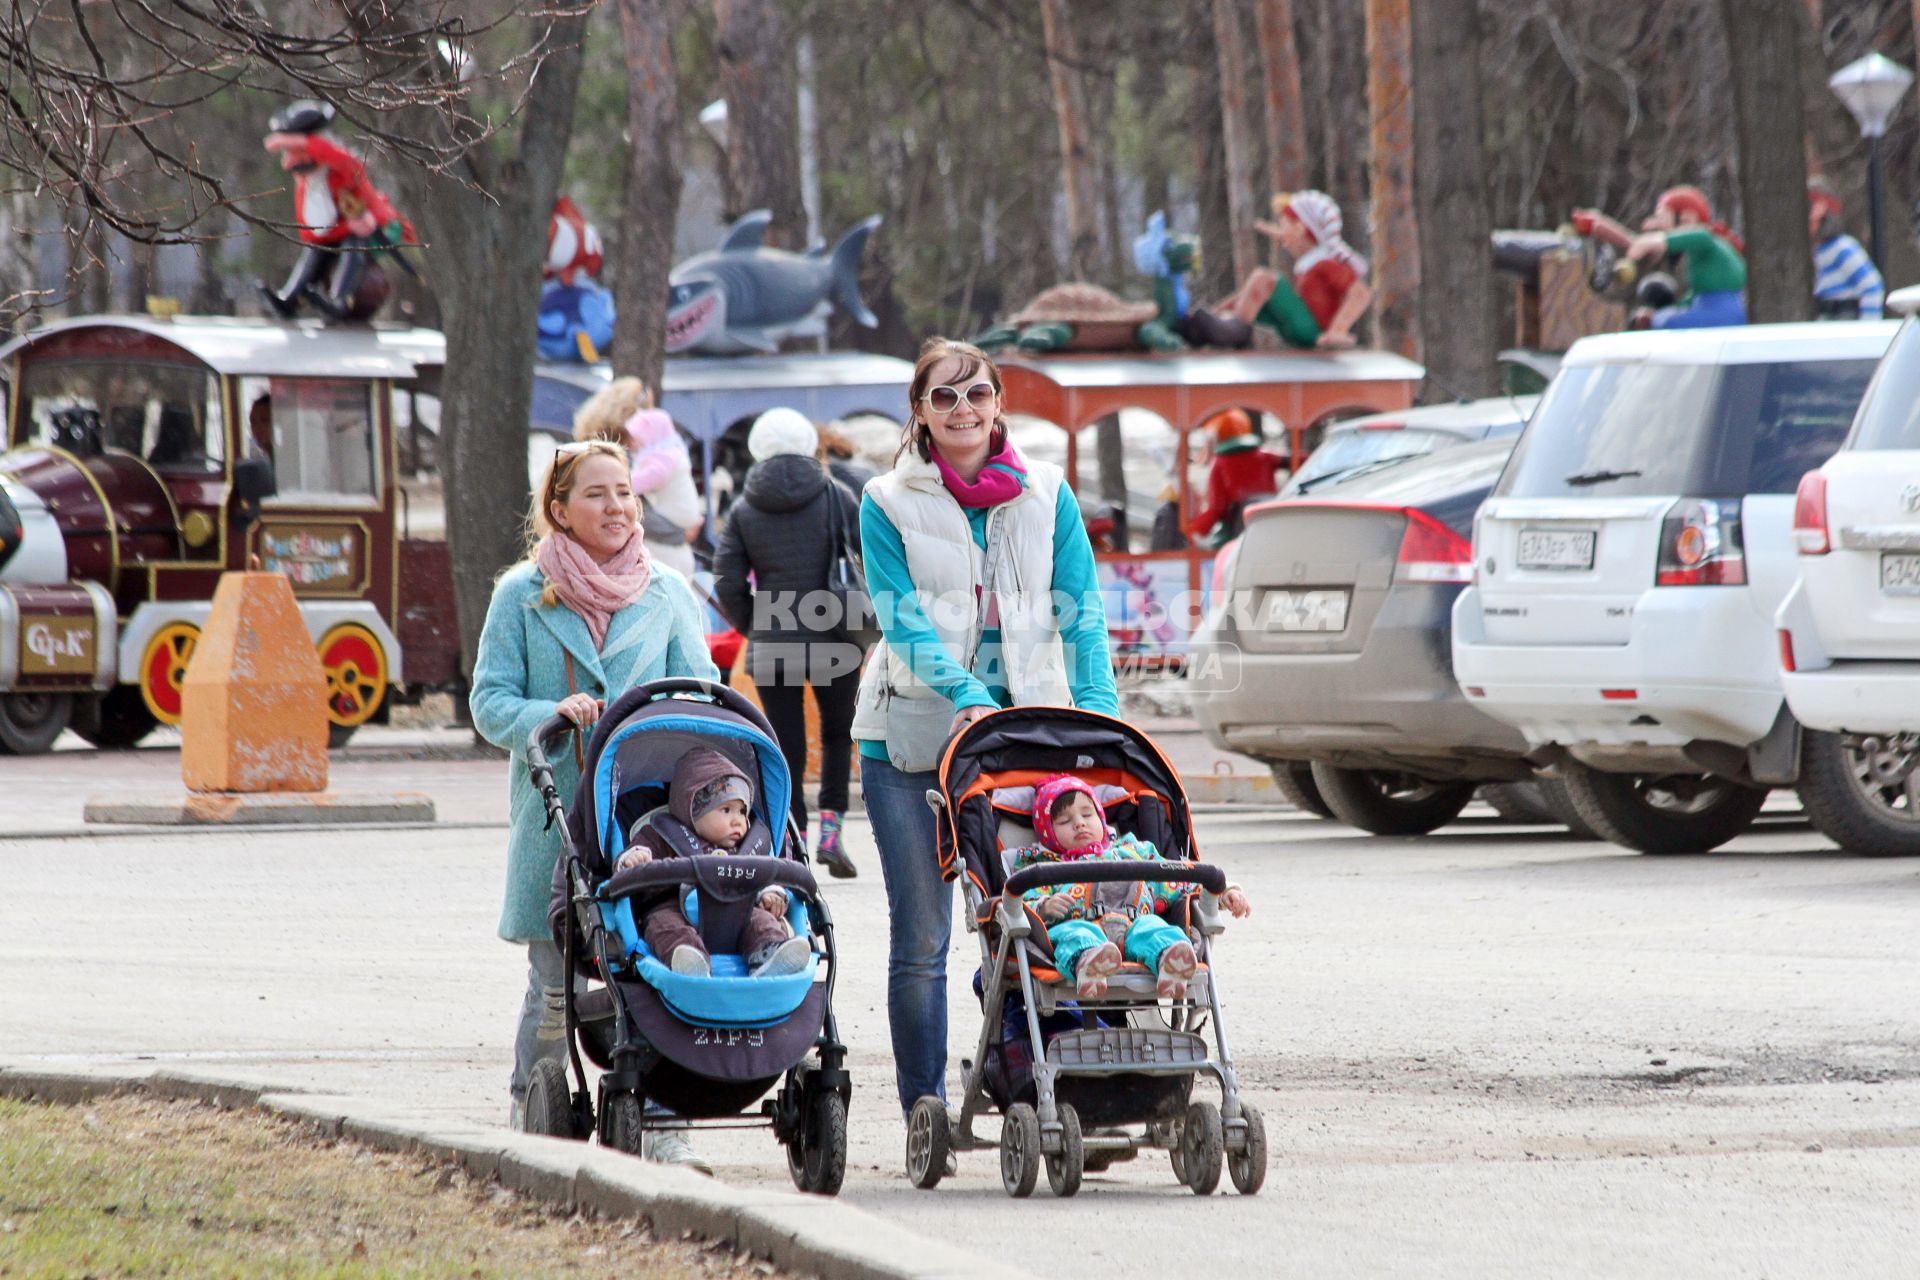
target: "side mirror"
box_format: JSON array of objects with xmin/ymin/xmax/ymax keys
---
[{"xmin": 230, "ymin": 455, "xmax": 276, "ymax": 528}]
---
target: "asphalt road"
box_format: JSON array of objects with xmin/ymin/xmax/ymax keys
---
[{"xmin": 2, "ymin": 747, "xmax": 1916, "ymax": 1277}]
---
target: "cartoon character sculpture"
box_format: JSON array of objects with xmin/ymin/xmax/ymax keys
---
[
  {"xmin": 1808, "ymin": 181, "xmax": 1884, "ymax": 320},
  {"xmin": 1214, "ymin": 191, "xmax": 1372, "ymax": 349},
  {"xmin": 665, "ymin": 209, "xmax": 880, "ymax": 356},
  {"xmin": 1572, "ymin": 186, "xmax": 1747, "ymax": 330},
  {"xmin": 257, "ymin": 101, "xmax": 415, "ymax": 322},
  {"xmin": 538, "ymin": 196, "xmax": 617, "ymax": 362}
]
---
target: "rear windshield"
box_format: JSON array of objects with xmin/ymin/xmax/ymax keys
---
[
  {"xmin": 1496, "ymin": 358, "xmax": 1876, "ymax": 498},
  {"xmin": 1842, "ymin": 319, "xmax": 1920, "ymax": 451},
  {"xmin": 1285, "ymin": 427, "xmax": 1453, "ymax": 494}
]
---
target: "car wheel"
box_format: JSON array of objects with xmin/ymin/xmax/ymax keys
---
[
  {"xmin": 1559, "ymin": 767, "xmax": 1767, "ymax": 854},
  {"xmin": 1796, "ymin": 729, "xmax": 1920, "ymax": 857},
  {"xmin": 1480, "ymin": 781, "xmax": 1559, "ymax": 824},
  {"xmin": 1537, "ymin": 778, "xmax": 1602, "ymax": 840},
  {"xmin": 1308, "ymin": 763, "xmax": 1476, "ymax": 836},
  {"xmin": 1269, "ymin": 761, "xmax": 1333, "ymax": 818}
]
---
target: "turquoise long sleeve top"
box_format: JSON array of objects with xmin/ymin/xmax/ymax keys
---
[{"xmin": 856, "ymin": 479, "xmax": 1118, "ymax": 761}]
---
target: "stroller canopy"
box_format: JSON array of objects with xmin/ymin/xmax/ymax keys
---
[{"xmin": 934, "ymin": 705, "xmax": 1194, "ymax": 898}]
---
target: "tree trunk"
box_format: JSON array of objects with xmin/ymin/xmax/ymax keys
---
[
  {"xmin": 1255, "ymin": 0, "xmax": 1309, "ymax": 197},
  {"xmin": 1410, "ymin": 0, "xmax": 1494, "ymax": 398},
  {"xmin": 1365, "ymin": 0, "xmax": 1419, "ymax": 359},
  {"xmin": 1192, "ymin": 42, "xmax": 1236, "ymax": 302},
  {"xmin": 368, "ymin": 11, "xmax": 591, "ymax": 677},
  {"xmin": 613, "ymin": 0, "xmax": 684, "ymax": 395},
  {"xmin": 1720, "ymin": 0, "xmax": 1811, "ymax": 323},
  {"xmin": 1039, "ymin": 0, "xmax": 1100, "ymax": 280},
  {"xmin": 1212, "ymin": 0, "xmax": 1260, "ymax": 286},
  {"xmin": 712, "ymin": 0, "xmax": 806, "ymax": 249},
  {"xmin": 0, "ymin": 192, "xmax": 37, "ymax": 332},
  {"xmin": 1135, "ymin": 54, "xmax": 1172, "ymax": 223}
]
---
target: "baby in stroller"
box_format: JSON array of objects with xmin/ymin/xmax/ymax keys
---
[
  {"xmin": 613, "ymin": 747, "xmax": 812, "ymax": 979},
  {"xmin": 1010, "ymin": 774, "xmax": 1251, "ymax": 1001}
]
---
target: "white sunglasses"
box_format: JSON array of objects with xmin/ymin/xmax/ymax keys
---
[{"xmin": 919, "ymin": 380, "xmax": 998, "ymax": 414}]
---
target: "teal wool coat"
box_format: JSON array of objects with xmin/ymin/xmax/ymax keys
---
[{"xmin": 472, "ymin": 560, "xmax": 718, "ymax": 942}]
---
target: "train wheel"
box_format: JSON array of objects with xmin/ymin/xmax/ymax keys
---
[
  {"xmin": 138, "ymin": 622, "xmax": 200, "ymax": 726},
  {"xmin": 318, "ymin": 624, "xmax": 388, "ymax": 741}
]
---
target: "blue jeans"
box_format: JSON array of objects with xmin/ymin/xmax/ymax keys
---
[
  {"xmin": 1048, "ymin": 914, "xmax": 1185, "ymax": 979},
  {"xmin": 860, "ymin": 753, "xmax": 953, "ymax": 1117},
  {"xmin": 1652, "ymin": 289, "xmax": 1746, "ymax": 330}
]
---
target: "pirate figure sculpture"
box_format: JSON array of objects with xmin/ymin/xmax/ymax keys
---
[{"xmin": 257, "ymin": 101, "xmax": 415, "ymax": 322}]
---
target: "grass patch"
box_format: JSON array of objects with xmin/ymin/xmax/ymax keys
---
[{"xmin": 0, "ymin": 1093, "xmax": 785, "ymax": 1278}]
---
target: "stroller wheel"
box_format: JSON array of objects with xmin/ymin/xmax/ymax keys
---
[
  {"xmin": 1044, "ymin": 1103, "xmax": 1083, "ymax": 1198},
  {"xmin": 905, "ymin": 1096, "xmax": 952, "ymax": 1190},
  {"xmin": 787, "ymin": 1091, "xmax": 848, "ymax": 1196},
  {"xmin": 1228, "ymin": 1103, "xmax": 1268, "ymax": 1195},
  {"xmin": 522, "ymin": 1059, "xmax": 583, "ymax": 1140},
  {"xmin": 1000, "ymin": 1103, "xmax": 1041, "ymax": 1198},
  {"xmin": 1179, "ymin": 1101, "xmax": 1224, "ymax": 1195},
  {"xmin": 605, "ymin": 1093, "xmax": 645, "ymax": 1156}
]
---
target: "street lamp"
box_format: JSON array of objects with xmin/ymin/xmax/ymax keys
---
[{"xmin": 1829, "ymin": 52, "xmax": 1913, "ymax": 269}]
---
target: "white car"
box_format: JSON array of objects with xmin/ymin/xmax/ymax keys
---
[
  {"xmin": 1281, "ymin": 394, "xmax": 1538, "ymax": 497},
  {"xmin": 1776, "ymin": 287, "xmax": 1920, "ymax": 855},
  {"xmin": 1452, "ymin": 321, "xmax": 1895, "ymax": 853}
]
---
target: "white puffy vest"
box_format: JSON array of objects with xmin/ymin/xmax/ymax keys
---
[{"xmin": 852, "ymin": 451, "xmax": 1073, "ymax": 741}]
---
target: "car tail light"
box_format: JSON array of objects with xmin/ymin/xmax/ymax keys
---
[
  {"xmin": 1778, "ymin": 629, "xmax": 1797, "ymax": 672},
  {"xmin": 1656, "ymin": 498, "xmax": 1745, "ymax": 586},
  {"xmin": 1359, "ymin": 419, "xmax": 1405, "ymax": 431},
  {"xmin": 1792, "ymin": 471, "xmax": 1830, "ymax": 555},
  {"xmin": 1396, "ymin": 510, "xmax": 1474, "ymax": 583}
]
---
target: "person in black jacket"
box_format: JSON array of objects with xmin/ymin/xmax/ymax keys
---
[{"xmin": 714, "ymin": 407, "xmax": 862, "ymax": 878}]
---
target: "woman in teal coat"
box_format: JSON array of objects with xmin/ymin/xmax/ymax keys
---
[{"xmin": 471, "ymin": 439, "xmax": 716, "ymax": 1155}]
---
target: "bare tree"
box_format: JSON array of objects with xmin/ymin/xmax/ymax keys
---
[
  {"xmin": 613, "ymin": 0, "xmax": 685, "ymax": 393},
  {"xmin": 713, "ymin": 0, "xmax": 807, "ymax": 248},
  {"xmin": 1256, "ymin": 0, "xmax": 1310, "ymax": 199},
  {"xmin": 1039, "ymin": 0, "xmax": 1100, "ymax": 279},
  {"xmin": 1212, "ymin": 0, "xmax": 1260, "ymax": 284},
  {"xmin": 1410, "ymin": 0, "xmax": 1495, "ymax": 397},
  {"xmin": 352, "ymin": 8, "xmax": 593, "ymax": 677},
  {"xmin": 1366, "ymin": 0, "xmax": 1420, "ymax": 358},
  {"xmin": 1721, "ymin": 0, "xmax": 1813, "ymax": 322}
]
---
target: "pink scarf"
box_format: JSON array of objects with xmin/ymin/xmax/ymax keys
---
[
  {"xmin": 933, "ymin": 436, "xmax": 1028, "ymax": 508},
  {"xmin": 534, "ymin": 530, "xmax": 651, "ymax": 650}
]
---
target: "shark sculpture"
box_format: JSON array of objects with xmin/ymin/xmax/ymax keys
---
[{"xmin": 666, "ymin": 210, "xmax": 881, "ymax": 356}]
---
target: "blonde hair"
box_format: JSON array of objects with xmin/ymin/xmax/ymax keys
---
[
  {"xmin": 572, "ymin": 376, "xmax": 654, "ymax": 444},
  {"xmin": 525, "ymin": 439, "xmax": 630, "ymax": 604}
]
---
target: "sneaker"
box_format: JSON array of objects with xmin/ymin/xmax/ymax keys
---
[
  {"xmin": 668, "ymin": 946, "xmax": 710, "ymax": 977},
  {"xmin": 1074, "ymin": 941, "xmax": 1123, "ymax": 999},
  {"xmin": 815, "ymin": 810, "xmax": 857, "ymax": 879},
  {"xmin": 748, "ymin": 935, "xmax": 812, "ymax": 977},
  {"xmin": 642, "ymin": 1128, "xmax": 713, "ymax": 1176},
  {"xmin": 1156, "ymin": 940, "xmax": 1198, "ymax": 1000}
]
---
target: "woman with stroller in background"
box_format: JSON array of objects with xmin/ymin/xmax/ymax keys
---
[
  {"xmin": 854, "ymin": 337, "xmax": 1119, "ymax": 1121},
  {"xmin": 712, "ymin": 407, "xmax": 863, "ymax": 879},
  {"xmin": 470, "ymin": 437, "xmax": 717, "ymax": 1169}
]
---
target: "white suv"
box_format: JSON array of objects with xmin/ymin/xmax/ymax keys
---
[
  {"xmin": 1777, "ymin": 288, "xmax": 1920, "ymax": 855},
  {"xmin": 1452, "ymin": 322, "xmax": 1895, "ymax": 853}
]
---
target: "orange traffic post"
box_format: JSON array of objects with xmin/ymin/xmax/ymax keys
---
[{"xmin": 180, "ymin": 572, "xmax": 329, "ymax": 794}]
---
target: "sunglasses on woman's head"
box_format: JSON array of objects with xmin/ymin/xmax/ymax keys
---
[{"xmin": 920, "ymin": 381, "xmax": 997, "ymax": 414}]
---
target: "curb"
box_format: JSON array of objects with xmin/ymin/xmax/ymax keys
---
[
  {"xmin": 83, "ymin": 791, "xmax": 437, "ymax": 826},
  {"xmin": 0, "ymin": 1064, "xmax": 1029, "ymax": 1280},
  {"xmin": 1179, "ymin": 773, "xmax": 1281, "ymax": 805}
]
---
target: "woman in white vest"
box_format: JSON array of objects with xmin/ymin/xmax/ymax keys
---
[{"xmin": 853, "ymin": 337, "xmax": 1118, "ymax": 1120}]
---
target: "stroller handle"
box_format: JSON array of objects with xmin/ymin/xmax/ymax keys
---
[
  {"xmin": 527, "ymin": 713, "xmax": 578, "ymax": 770},
  {"xmin": 1003, "ymin": 859, "xmax": 1228, "ymax": 897},
  {"xmin": 601, "ymin": 854, "xmax": 821, "ymax": 904}
]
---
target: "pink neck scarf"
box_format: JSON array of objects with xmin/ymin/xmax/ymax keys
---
[
  {"xmin": 534, "ymin": 529, "xmax": 651, "ymax": 650},
  {"xmin": 933, "ymin": 435, "xmax": 1028, "ymax": 508}
]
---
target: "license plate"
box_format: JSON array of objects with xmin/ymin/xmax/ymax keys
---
[
  {"xmin": 1881, "ymin": 553, "xmax": 1920, "ymax": 594},
  {"xmin": 1264, "ymin": 589, "xmax": 1349, "ymax": 632},
  {"xmin": 1517, "ymin": 528, "xmax": 1596, "ymax": 571}
]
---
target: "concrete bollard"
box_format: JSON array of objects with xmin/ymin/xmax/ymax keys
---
[{"xmin": 180, "ymin": 572, "xmax": 328, "ymax": 794}]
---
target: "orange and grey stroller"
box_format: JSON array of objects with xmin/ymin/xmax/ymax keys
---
[{"xmin": 905, "ymin": 705, "xmax": 1267, "ymax": 1198}]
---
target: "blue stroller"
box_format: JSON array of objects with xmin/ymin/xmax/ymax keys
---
[{"xmin": 523, "ymin": 678, "xmax": 850, "ymax": 1194}]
